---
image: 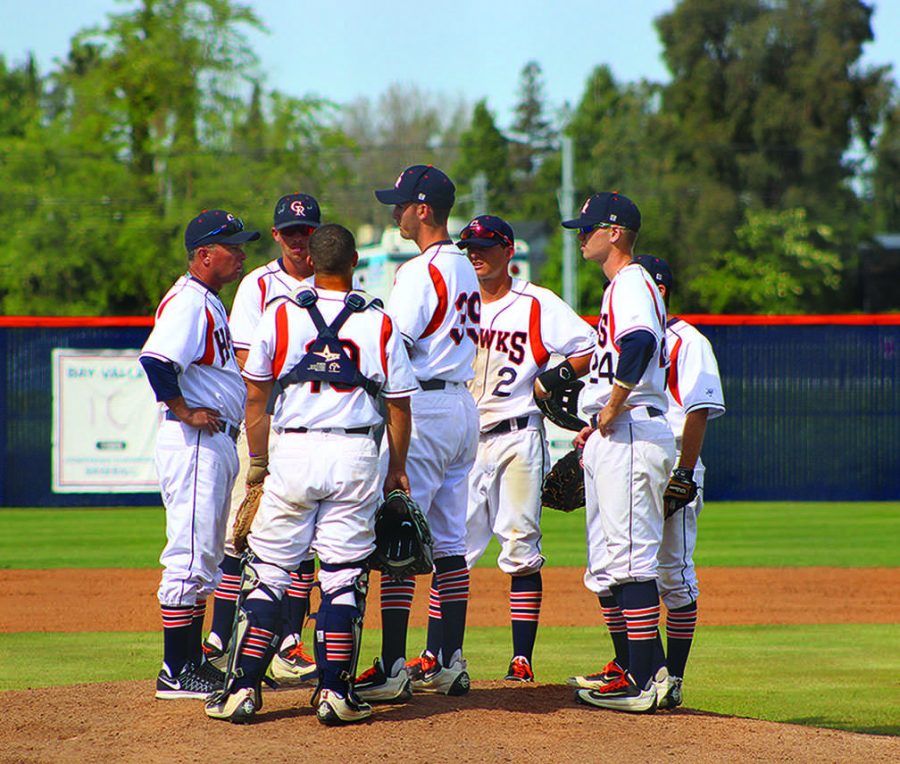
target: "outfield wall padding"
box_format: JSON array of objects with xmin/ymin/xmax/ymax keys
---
[{"xmin": 1, "ymin": 315, "xmax": 898, "ymax": 506}]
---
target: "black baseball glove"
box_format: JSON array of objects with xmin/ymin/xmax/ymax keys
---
[
  {"xmin": 369, "ymin": 490, "xmax": 434, "ymax": 580},
  {"xmin": 541, "ymin": 448, "xmax": 586, "ymax": 512},
  {"xmin": 534, "ymin": 380, "xmax": 588, "ymax": 431},
  {"xmin": 663, "ymin": 467, "xmax": 698, "ymax": 518}
]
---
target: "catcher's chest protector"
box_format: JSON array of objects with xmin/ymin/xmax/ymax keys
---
[{"xmin": 267, "ymin": 289, "xmax": 382, "ymax": 413}]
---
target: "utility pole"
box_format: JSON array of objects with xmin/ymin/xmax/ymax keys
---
[
  {"xmin": 557, "ymin": 133, "xmax": 577, "ymax": 311},
  {"xmin": 471, "ymin": 172, "xmax": 488, "ymax": 218}
]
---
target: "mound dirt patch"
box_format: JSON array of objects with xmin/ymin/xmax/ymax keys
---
[{"xmin": 2, "ymin": 681, "xmax": 897, "ymax": 764}]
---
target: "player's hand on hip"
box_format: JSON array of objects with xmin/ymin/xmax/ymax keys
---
[
  {"xmin": 384, "ymin": 470, "xmax": 411, "ymax": 497},
  {"xmin": 597, "ymin": 405, "xmax": 619, "ymax": 437},
  {"xmin": 182, "ymin": 407, "xmax": 222, "ymax": 436},
  {"xmin": 573, "ymin": 425, "xmax": 595, "ymax": 449}
]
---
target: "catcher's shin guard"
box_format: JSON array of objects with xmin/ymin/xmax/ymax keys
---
[
  {"xmin": 311, "ymin": 570, "xmax": 368, "ymax": 703},
  {"xmin": 218, "ymin": 556, "xmax": 282, "ymax": 697}
]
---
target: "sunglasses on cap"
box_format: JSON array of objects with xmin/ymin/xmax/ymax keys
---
[
  {"xmin": 190, "ymin": 217, "xmax": 245, "ymax": 249},
  {"xmin": 460, "ymin": 220, "xmax": 513, "ymax": 247}
]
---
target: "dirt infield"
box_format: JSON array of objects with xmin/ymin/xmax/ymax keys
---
[
  {"xmin": 5, "ymin": 566, "xmax": 900, "ymax": 633},
  {"xmin": 4, "ymin": 566, "xmax": 899, "ymax": 763}
]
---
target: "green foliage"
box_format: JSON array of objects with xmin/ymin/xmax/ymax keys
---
[
  {"xmin": 0, "ymin": 0, "xmax": 351, "ymax": 315},
  {"xmin": 690, "ymin": 207, "xmax": 842, "ymax": 313},
  {"xmin": 453, "ymin": 100, "xmax": 514, "ymax": 218}
]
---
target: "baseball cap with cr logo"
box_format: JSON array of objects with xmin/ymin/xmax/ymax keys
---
[
  {"xmin": 274, "ymin": 193, "xmax": 321, "ymax": 230},
  {"xmin": 375, "ymin": 165, "xmax": 456, "ymax": 209}
]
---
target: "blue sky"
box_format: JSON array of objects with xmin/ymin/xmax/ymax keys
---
[{"xmin": 2, "ymin": 0, "xmax": 897, "ymax": 128}]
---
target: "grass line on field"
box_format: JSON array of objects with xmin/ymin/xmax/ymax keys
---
[
  {"xmin": 1, "ymin": 624, "xmax": 897, "ymax": 736},
  {"xmin": 1, "ymin": 502, "xmax": 898, "ymax": 569}
]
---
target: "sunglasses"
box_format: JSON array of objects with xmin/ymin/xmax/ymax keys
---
[
  {"xmin": 279, "ymin": 224, "xmax": 316, "ymax": 237},
  {"xmin": 578, "ymin": 222, "xmax": 617, "ymax": 236},
  {"xmin": 190, "ymin": 216, "xmax": 245, "ymax": 249},
  {"xmin": 460, "ymin": 221, "xmax": 513, "ymax": 248}
]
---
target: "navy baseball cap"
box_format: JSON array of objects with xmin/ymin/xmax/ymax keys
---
[
  {"xmin": 184, "ymin": 209, "xmax": 260, "ymax": 251},
  {"xmin": 634, "ymin": 254, "xmax": 673, "ymax": 289},
  {"xmin": 273, "ymin": 193, "xmax": 321, "ymax": 230},
  {"xmin": 456, "ymin": 215, "xmax": 515, "ymax": 249},
  {"xmin": 375, "ymin": 164, "xmax": 456, "ymax": 209},
  {"xmin": 561, "ymin": 191, "xmax": 641, "ymax": 232}
]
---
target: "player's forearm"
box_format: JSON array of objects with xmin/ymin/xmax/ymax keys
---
[
  {"xmin": 605, "ymin": 382, "xmax": 632, "ymax": 417},
  {"xmin": 677, "ymin": 408, "xmax": 709, "ymax": 471},
  {"xmin": 244, "ymin": 379, "xmax": 272, "ymax": 457},
  {"xmin": 384, "ymin": 397, "xmax": 412, "ymax": 471},
  {"xmin": 567, "ymin": 352, "xmax": 593, "ymax": 378}
]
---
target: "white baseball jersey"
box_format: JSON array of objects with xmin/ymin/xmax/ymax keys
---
[
  {"xmin": 470, "ymin": 279, "xmax": 595, "ymax": 431},
  {"xmin": 583, "ymin": 263, "xmax": 669, "ymax": 416},
  {"xmin": 243, "ymin": 288, "xmax": 418, "ymax": 431},
  {"xmin": 657, "ymin": 316, "xmax": 726, "ymax": 610},
  {"xmin": 387, "ymin": 241, "xmax": 480, "ymax": 383},
  {"xmin": 141, "ymin": 274, "xmax": 245, "ymax": 424},
  {"xmin": 664, "ymin": 317, "xmax": 726, "ymax": 442},
  {"xmin": 230, "ymin": 259, "xmax": 362, "ymax": 352}
]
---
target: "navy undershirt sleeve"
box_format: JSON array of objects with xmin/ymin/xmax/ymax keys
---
[
  {"xmin": 615, "ymin": 330, "xmax": 656, "ymax": 386},
  {"xmin": 139, "ymin": 356, "xmax": 181, "ymax": 402}
]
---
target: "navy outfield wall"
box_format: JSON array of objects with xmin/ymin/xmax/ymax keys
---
[{"xmin": 1, "ymin": 315, "xmax": 898, "ymax": 506}]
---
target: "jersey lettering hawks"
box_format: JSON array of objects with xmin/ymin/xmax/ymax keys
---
[
  {"xmin": 470, "ymin": 280, "xmax": 594, "ymax": 431},
  {"xmin": 583, "ymin": 263, "xmax": 669, "ymax": 416}
]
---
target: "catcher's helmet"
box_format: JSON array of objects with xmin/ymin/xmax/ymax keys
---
[{"xmin": 370, "ymin": 490, "xmax": 434, "ymax": 580}]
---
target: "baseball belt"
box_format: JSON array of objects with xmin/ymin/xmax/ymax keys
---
[
  {"xmin": 282, "ymin": 426, "xmax": 373, "ymax": 436},
  {"xmin": 164, "ymin": 410, "xmax": 240, "ymax": 442},
  {"xmin": 482, "ymin": 415, "xmax": 532, "ymax": 436}
]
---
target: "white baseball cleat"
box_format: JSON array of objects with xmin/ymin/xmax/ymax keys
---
[
  {"xmin": 575, "ymin": 672, "xmax": 657, "ymax": 714},
  {"xmin": 354, "ymin": 657, "xmax": 413, "ymax": 702},
  {"xmin": 205, "ymin": 686, "xmax": 260, "ymax": 723},
  {"xmin": 413, "ymin": 654, "xmax": 470, "ymax": 696},
  {"xmin": 315, "ymin": 689, "xmax": 373, "ymax": 726}
]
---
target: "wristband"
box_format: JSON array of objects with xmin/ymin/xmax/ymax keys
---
[{"xmin": 672, "ymin": 467, "xmax": 694, "ymax": 481}]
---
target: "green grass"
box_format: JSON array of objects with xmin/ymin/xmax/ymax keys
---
[
  {"xmin": 2, "ymin": 502, "xmax": 898, "ymax": 569},
  {"xmin": 2, "ymin": 624, "xmax": 896, "ymax": 735}
]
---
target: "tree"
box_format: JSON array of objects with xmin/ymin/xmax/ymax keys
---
[
  {"xmin": 689, "ymin": 207, "xmax": 842, "ymax": 313},
  {"xmin": 510, "ymin": 61, "xmax": 556, "ymax": 176},
  {"xmin": 453, "ymin": 100, "xmax": 514, "ymax": 218},
  {"xmin": 0, "ymin": 0, "xmax": 347, "ymax": 315},
  {"xmin": 870, "ymin": 97, "xmax": 900, "ymax": 231}
]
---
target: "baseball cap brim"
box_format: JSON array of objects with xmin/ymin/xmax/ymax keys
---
[
  {"xmin": 456, "ymin": 237, "xmax": 502, "ymax": 249},
  {"xmin": 274, "ymin": 220, "xmax": 320, "ymax": 231},
  {"xmin": 215, "ymin": 230, "xmax": 261, "ymax": 245},
  {"xmin": 561, "ymin": 214, "xmax": 591, "ymax": 229},
  {"xmin": 374, "ymin": 187, "xmax": 413, "ymax": 205}
]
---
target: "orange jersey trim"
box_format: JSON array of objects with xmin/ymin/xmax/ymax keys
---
[
  {"xmin": 272, "ymin": 303, "xmax": 290, "ymax": 379},
  {"xmin": 528, "ymin": 297, "xmax": 550, "ymax": 367},
  {"xmin": 667, "ymin": 335, "xmax": 683, "ymax": 406},
  {"xmin": 420, "ymin": 262, "xmax": 449, "ymax": 339}
]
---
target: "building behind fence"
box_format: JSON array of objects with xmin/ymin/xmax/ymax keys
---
[{"xmin": 1, "ymin": 315, "xmax": 898, "ymax": 507}]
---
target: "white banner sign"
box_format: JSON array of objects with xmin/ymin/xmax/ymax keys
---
[{"xmin": 52, "ymin": 349, "xmax": 159, "ymax": 493}]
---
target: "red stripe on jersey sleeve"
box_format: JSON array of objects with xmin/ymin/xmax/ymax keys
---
[
  {"xmin": 420, "ymin": 262, "xmax": 449, "ymax": 339},
  {"xmin": 380, "ymin": 314, "xmax": 393, "ymax": 375},
  {"xmin": 607, "ymin": 282, "xmax": 620, "ymax": 352},
  {"xmin": 197, "ymin": 307, "xmax": 216, "ymax": 365},
  {"xmin": 258, "ymin": 275, "xmax": 267, "ymax": 313},
  {"xmin": 528, "ymin": 297, "xmax": 550, "ymax": 367},
  {"xmin": 155, "ymin": 294, "xmax": 176, "ymax": 322},
  {"xmin": 643, "ymin": 278, "xmax": 665, "ymax": 329},
  {"xmin": 667, "ymin": 335, "xmax": 683, "ymax": 406},
  {"xmin": 272, "ymin": 303, "xmax": 290, "ymax": 378}
]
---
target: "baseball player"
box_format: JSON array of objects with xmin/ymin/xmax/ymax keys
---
[
  {"xmin": 204, "ymin": 193, "xmax": 323, "ymax": 687},
  {"xmin": 561, "ymin": 193, "xmax": 676, "ymax": 714},
  {"xmin": 568, "ymin": 256, "xmax": 726, "ymax": 711},
  {"xmin": 139, "ymin": 209, "xmax": 260, "ymax": 699},
  {"xmin": 205, "ymin": 223, "xmax": 416, "ymax": 725},
  {"xmin": 354, "ymin": 165, "xmax": 480, "ymax": 701},
  {"xmin": 448, "ymin": 214, "xmax": 594, "ymax": 682}
]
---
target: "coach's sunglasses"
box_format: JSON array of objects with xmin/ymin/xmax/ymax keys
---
[
  {"xmin": 190, "ymin": 217, "xmax": 245, "ymax": 248},
  {"xmin": 460, "ymin": 221, "xmax": 513, "ymax": 247}
]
